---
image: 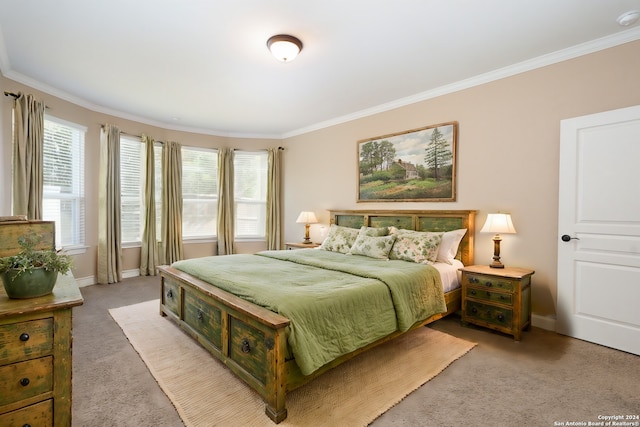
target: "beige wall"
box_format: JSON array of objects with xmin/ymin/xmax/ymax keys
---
[
  {"xmin": 2, "ymin": 40, "xmax": 639, "ymax": 321},
  {"xmin": 283, "ymin": 40, "xmax": 640, "ymax": 319}
]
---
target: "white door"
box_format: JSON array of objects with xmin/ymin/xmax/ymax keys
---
[{"xmin": 557, "ymin": 105, "xmax": 640, "ymax": 356}]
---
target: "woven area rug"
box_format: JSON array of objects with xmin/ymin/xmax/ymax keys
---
[{"xmin": 110, "ymin": 300, "xmax": 475, "ymax": 427}]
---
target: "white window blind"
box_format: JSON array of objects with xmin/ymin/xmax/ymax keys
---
[
  {"xmin": 42, "ymin": 117, "xmax": 86, "ymax": 249},
  {"xmin": 182, "ymin": 147, "xmax": 217, "ymax": 238},
  {"xmin": 120, "ymin": 136, "xmax": 144, "ymax": 244},
  {"xmin": 234, "ymin": 151, "xmax": 267, "ymax": 239}
]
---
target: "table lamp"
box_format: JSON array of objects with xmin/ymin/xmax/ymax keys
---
[
  {"xmin": 480, "ymin": 213, "xmax": 516, "ymax": 268},
  {"xmin": 296, "ymin": 211, "xmax": 318, "ymax": 244}
]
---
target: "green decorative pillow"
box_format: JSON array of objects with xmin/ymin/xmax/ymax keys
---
[
  {"xmin": 319, "ymin": 225, "xmax": 359, "ymax": 254},
  {"xmin": 349, "ymin": 234, "xmax": 397, "ymax": 260},
  {"xmin": 358, "ymin": 226, "xmax": 389, "ymax": 237},
  {"xmin": 389, "ymin": 229, "xmax": 444, "ymax": 264}
]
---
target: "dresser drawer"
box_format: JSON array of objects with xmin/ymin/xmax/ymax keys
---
[
  {"xmin": 229, "ymin": 316, "xmax": 268, "ymax": 385},
  {"xmin": 0, "ymin": 399, "xmax": 53, "ymax": 427},
  {"xmin": 161, "ymin": 278, "xmax": 181, "ymax": 316},
  {"xmin": 0, "ymin": 319, "xmax": 54, "ymax": 365},
  {"xmin": 464, "ymin": 274, "xmax": 517, "ymax": 292},
  {"xmin": 0, "ymin": 356, "xmax": 53, "ymax": 407},
  {"xmin": 183, "ymin": 290, "xmax": 223, "ymax": 350},
  {"xmin": 465, "ymin": 287, "xmax": 513, "ymax": 305},
  {"xmin": 465, "ymin": 300, "xmax": 513, "ymax": 328}
]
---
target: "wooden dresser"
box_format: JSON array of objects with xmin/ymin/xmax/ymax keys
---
[{"xmin": 0, "ymin": 220, "xmax": 84, "ymax": 426}]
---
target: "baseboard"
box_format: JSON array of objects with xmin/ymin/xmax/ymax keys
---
[
  {"xmin": 532, "ymin": 313, "xmax": 556, "ymax": 332},
  {"xmin": 74, "ymin": 268, "xmax": 140, "ymax": 288}
]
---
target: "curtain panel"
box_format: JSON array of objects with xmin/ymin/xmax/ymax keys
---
[
  {"xmin": 162, "ymin": 141, "xmax": 184, "ymax": 264},
  {"xmin": 140, "ymin": 134, "xmax": 158, "ymax": 275},
  {"xmin": 12, "ymin": 93, "xmax": 45, "ymax": 219},
  {"xmin": 98, "ymin": 124, "xmax": 123, "ymax": 284},
  {"xmin": 266, "ymin": 147, "xmax": 283, "ymax": 250},
  {"xmin": 217, "ymin": 148, "xmax": 235, "ymax": 255}
]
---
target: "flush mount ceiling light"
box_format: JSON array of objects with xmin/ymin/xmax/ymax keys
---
[
  {"xmin": 267, "ymin": 34, "xmax": 303, "ymax": 62},
  {"xmin": 617, "ymin": 10, "xmax": 640, "ymax": 26}
]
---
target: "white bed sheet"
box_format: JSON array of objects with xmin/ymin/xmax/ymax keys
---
[{"xmin": 432, "ymin": 259, "xmax": 464, "ymax": 293}]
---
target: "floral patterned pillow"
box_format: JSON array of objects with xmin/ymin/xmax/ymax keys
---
[
  {"xmin": 358, "ymin": 226, "xmax": 389, "ymax": 237},
  {"xmin": 349, "ymin": 234, "xmax": 397, "ymax": 260},
  {"xmin": 389, "ymin": 229, "xmax": 444, "ymax": 264},
  {"xmin": 319, "ymin": 225, "xmax": 359, "ymax": 254}
]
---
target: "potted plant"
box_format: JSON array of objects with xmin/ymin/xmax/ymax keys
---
[{"xmin": 0, "ymin": 232, "xmax": 72, "ymax": 299}]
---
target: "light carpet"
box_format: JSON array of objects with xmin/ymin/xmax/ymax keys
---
[{"xmin": 109, "ymin": 300, "xmax": 475, "ymax": 427}]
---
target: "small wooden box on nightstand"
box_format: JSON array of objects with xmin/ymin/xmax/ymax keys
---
[
  {"xmin": 460, "ymin": 265, "xmax": 534, "ymax": 340},
  {"xmin": 285, "ymin": 242, "xmax": 320, "ymax": 250}
]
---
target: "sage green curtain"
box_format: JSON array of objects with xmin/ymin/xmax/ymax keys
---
[
  {"xmin": 12, "ymin": 93, "xmax": 45, "ymax": 219},
  {"xmin": 140, "ymin": 134, "xmax": 158, "ymax": 275},
  {"xmin": 217, "ymin": 147, "xmax": 235, "ymax": 255},
  {"xmin": 266, "ymin": 147, "xmax": 283, "ymax": 250},
  {"xmin": 162, "ymin": 141, "xmax": 183, "ymax": 264},
  {"xmin": 98, "ymin": 124, "xmax": 122, "ymax": 284}
]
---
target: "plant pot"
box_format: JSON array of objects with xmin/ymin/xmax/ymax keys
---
[{"xmin": 1, "ymin": 268, "xmax": 58, "ymax": 299}]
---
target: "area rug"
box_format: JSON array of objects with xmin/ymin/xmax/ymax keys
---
[{"xmin": 110, "ymin": 300, "xmax": 475, "ymax": 427}]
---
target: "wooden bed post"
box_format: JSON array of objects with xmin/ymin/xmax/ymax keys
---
[{"xmin": 264, "ymin": 326, "xmax": 288, "ymax": 423}]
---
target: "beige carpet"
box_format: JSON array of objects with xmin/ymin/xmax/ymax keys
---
[{"xmin": 110, "ymin": 300, "xmax": 475, "ymax": 427}]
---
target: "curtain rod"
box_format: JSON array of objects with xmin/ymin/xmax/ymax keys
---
[{"xmin": 4, "ymin": 91, "xmax": 50, "ymax": 109}]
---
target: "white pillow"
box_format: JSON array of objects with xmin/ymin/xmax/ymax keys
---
[{"xmin": 436, "ymin": 229, "xmax": 467, "ymax": 264}]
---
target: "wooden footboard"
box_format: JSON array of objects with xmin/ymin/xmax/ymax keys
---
[{"xmin": 158, "ymin": 265, "xmax": 461, "ymax": 423}]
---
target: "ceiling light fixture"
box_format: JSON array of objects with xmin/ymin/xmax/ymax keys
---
[
  {"xmin": 617, "ymin": 10, "xmax": 640, "ymax": 26},
  {"xmin": 267, "ymin": 34, "xmax": 303, "ymax": 62}
]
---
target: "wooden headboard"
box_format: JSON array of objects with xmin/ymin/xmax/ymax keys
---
[{"xmin": 328, "ymin": 209, "xmax": 476, "ymax": 266}]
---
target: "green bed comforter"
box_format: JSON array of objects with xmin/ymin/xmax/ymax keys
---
[{"xmin": 171, "ymin": 249, "xmax": 445, "ymax": 375}]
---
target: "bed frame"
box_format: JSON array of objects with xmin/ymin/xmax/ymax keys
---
[{"xmin": 158, "ymin": 209, "xmax": 475, "ymax": 423}]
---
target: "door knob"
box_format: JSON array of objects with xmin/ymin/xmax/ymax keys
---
[{"xmin": 561, "ymin": 234, "xmax": 579, "ymax": 242}]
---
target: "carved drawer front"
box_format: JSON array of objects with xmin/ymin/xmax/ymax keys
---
[
  {"xmin": 0, "ymin": 356, "xmax": 53, "ymax": 407},
  {"xmin": 229, "ymin": 317, "xmax": 268, "ymax": 384},
  {"xmin": 465, "ymin": 274, "xmax": 516, "ymax": 292},
  {"xmin": 0, "ymin": 399, "xmax": 53, "ymax": 427},
  {"xmin": 183, "ymin": 290, "xmax": 223, "ymax": 349},
  {"xmin": 465, "ymin": 300, "xmax": 513, "ymax": 327},
  {"xmin": 465, "ymin": 287, "xmax": 513, "ymax": 305},
  {"xmin": 0, "ymin": 318, "xmax": 53, "ymax": 365},
  {"xmin": 162, "ymin": 278, "xmax": 181, "ymax": 316}
]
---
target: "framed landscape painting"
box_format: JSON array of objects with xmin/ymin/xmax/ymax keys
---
[{"xmin": 357, "ymin": 122, "xmax": 458, "ymax": 202}]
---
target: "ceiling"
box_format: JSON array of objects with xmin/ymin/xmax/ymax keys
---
[{"xmin": 1, "ymin": 1, "xmax": 640, "ymax": 139}]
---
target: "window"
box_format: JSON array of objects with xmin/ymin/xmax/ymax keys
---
[
  {"xmin": 182, "ymin": 147, "xmax": 217, "ymax": 239},
  {"xmin": 42, "ymin": 117, "xmax": 86, "ymax": 250},
  {"xmin": 234, "ymin": 151, "xmax": 267, "ymax": 239},
  {"xmin": 120, "ymin": 136, "xmax": 144, "ymax": 244},
  {"xmin": 120, "ymin": 136, "xmax": 163, "ymax": 245}
]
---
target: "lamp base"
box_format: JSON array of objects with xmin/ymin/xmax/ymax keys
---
[
  {"xmin": 490, "ymin": 260, "xmax": 505, "ymax": 268},
  {"xmin": 301, "ymin": 238, "xmax": 313, "ymax": 244}
]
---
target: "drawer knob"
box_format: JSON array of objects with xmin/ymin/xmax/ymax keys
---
[
  {"xmin": 167, "ymin": 289, "xmax": 173, "ymax": 299},
  {"xmin": 197, "ymin": 310, "xmax": 204, "ymax": 321},
  {"xmin": 497, "ymin": 313, "xmax": 505, "ymax": 322},
  {"xmin": 241, "ymin": 338, "xmax": 251, "ymax": 353},
  {"xmin": 23, "ymin": 424, "xmax": 32, "ymax": 427},
  {"xmin": 19, "ymin": 333, "xmax": 30, "ymax": 342},
  {"xmin": 470, "ymin": 290, "xmax": 476, "ymax": 295},
  {"xmin": 485, "ymin": 292, "xmax": 491, "ymax": 298},
  {"xmin": 471, "ymin": 306, "xmax": 478, "ymax": 314},
  {"xmin": 20, "ymin": 377, "xmax": 30, "ymax": 387},
  {"xmin": 485, "ymin": 281, "xmax": 493, "ymax": 287}
]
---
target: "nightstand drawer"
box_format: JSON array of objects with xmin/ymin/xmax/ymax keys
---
[
  {"xmin": 464, "ymin": 274, "xmax": 517, "ymax": 292},
  {"xmin": 464, "ymin": 300, "xmax": 513, "ymax": 328},
  {"xmin": 161, "ymin": 277, "xmax": 181, "ymax": 316},
  {"xmin": 465, "ymin": 287, "xmax": 513, "ymax": 305},
  {"xmin": 0, "ymin": 399, "xmax": 53, "ymax": 427}
]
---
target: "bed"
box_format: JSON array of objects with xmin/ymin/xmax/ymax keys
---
[{"xmin": 158, "ymin": 209, "xmax": 475, "ymax": 423}]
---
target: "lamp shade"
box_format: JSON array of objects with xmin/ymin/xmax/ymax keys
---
[
  {"xmin": 267, "ymin": 34, "xmax": 303, "ymax": 62},
  {"xmin": 296, "ymin": 211, "xmax": 318, "ymax": 224},
  {"xmin": 480, "ymin": 213, "xmax": 517, "ymax": 234}
]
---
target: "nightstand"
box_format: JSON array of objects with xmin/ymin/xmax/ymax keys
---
[
  {"xmin": 285, "ymin": 242, "xmax": 320, "ymax": 250},
  {"xmin": 459, "ymin": 265, "xmax": 534, "ymax": 340}
]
